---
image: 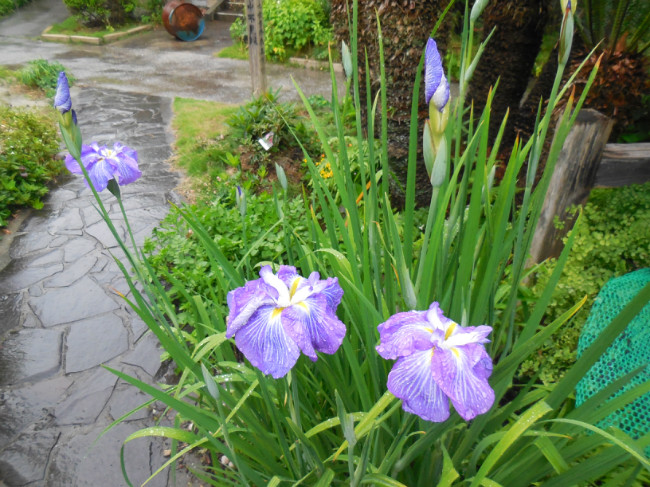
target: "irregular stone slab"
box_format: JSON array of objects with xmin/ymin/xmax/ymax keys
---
[
  {"xmin": 30, "ymin": 276, "xmax": 119, "ymax": 327},
  {"xmin": 55, "ymin": 367, "xmax": 118, "ymax": 426},
  {"xmin": 0, "ymin": 293, "xmax": 22, "ymax": 336},
  {"xmin": 45, "ymin": 188, "xmax": 78, "ymax": 205},
  {"xmin": 122, "ymin": 333, "xmax": 163, "ymax": 377},
  {"xmin": 9, "ymin": 231, "xmax": 50, "ymax": 258},
  {"xmin": 30, "ymin": 249, "xmax": 63, "ymax": 267},
  {"xmin": 46, "ymin": 421, "xmax": 169, "ymax": 487},
  {"xmin": 105, "ymin": 381, "xmax": 152, "ymax": 422},
  {"xmin": 0, "ymin": 428, "xmax": 60, "ymax": 485},
  {"xmin": 49, "ymin": 235, "xmax": 70, "ymax": 248},
  {"xmin": 86, "ymin": 219, "xmax": 127, "ymax": 248},
  {"xmin": 44, "ymin": 254, "xmax": 97, "ymax": 288},
  {"xmin": 47, "ymin": 207, "xmax": 83, "ymax": 236},
  {"xmin": 0, "ymin": 260, "xmax": 63, "ymax": 293},
  {"xmin": 28, "ymin": 284, "xmax": 44, "ymax": 297},
  {"xmin": 0, "ymin": 329, "xmax": 62, "ymax": 386},
  {"xmin": 0, "ymin": 375, "xmax": 72, "ymax": 444},
  {"xmin": 63, "ymin": 237, "xmax": 97, "ymax": 263},
  {"xmin": 65, "ymin": 313, "xmax": 128, "ymax": 373},
  {"xmin": 80, "ymin": 204, "xmax": 105, "ymax": 227}
]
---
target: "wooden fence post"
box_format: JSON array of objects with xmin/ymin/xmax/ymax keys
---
[
  {"xmin": 245, "ymin": 0, "xmax": 266, "ymax": 97},
  {"xmin": 529, "ymin": 109, "xmax": 614, "ymax": 263}
]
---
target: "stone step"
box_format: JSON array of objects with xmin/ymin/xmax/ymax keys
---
[{"xmin": 215, "ymin": 0, "xmax": 244, "ymax": 20}]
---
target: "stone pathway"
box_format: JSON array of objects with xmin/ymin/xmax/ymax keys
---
[{"xmin": 0, "ymin": 88, "xmax": 189, "ymax": 486}]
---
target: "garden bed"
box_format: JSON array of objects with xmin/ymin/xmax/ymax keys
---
[{"xmin": 41, "ymin": 19, "xmax": 152, "ymax": 45}]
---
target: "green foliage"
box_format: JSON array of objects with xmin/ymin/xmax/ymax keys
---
[
  {"xmin": 54, "ymin": 2, "xmax": 650, "ymax": 485},
  {"xmin": 0, "ymin": 106, "xmax": 62, "ymax": 226},
  {"xmin": 229, "ymin": 16, "xmax": 246, "ymax": 44},
  {"xmin": 19, "ymin": 60, "xmax": 76, "ymax": 98},
  {"xmin": 522, "ymin": 182, "xmax": 650, "ymax": 384},
  {"xmin": 578, "ymin": 0, "xmax": 650, "ymax": 53},
  {"xmin": 63, "ymin": 0, "xmax": 137, "ymax": 27},
  {"xmin": 226, "ymin": 90, "xmax": 316, "ymax": 164},
  {"xmin": 143, "ymin": 192, "xmax": 308, "ymax": 326},
  {"xmin": 0, "ymin": 0, "xmax": 31, "ymax": 18},
  {"xmin": 262, "ymin": 0, "xmax": 332, "ymax": 61}
]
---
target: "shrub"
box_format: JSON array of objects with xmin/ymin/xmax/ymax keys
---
[
  {"xmin": 263, "ymin": 0, "xmax": 332, "ymax": 61},
  {"xmin": 229, "ymin": 16, "xmax": 246, "ymax": 44},
  {"xmin": 0, "ymin": 0, "xmax": 31, "ymax": 18},
  {"xmin": 0, "ymin": 107, "xmax": 62, "ymax": 226},
  {"xmin": 143, "ymin": 192, "xmax": 308, "ymax": 325},
  {"xmin": 63, "ymin": 0, "xmax": 137, "ymax": 27},
  {"xmin": 521, "ymin": 181, "xmax": 650, "ymax": 384},
  {"xmin": 19, "ymin": 61, "xmax": 76, "ymax": 98}
]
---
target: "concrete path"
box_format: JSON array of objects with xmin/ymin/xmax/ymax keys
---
[{"xmin": 0, "ymin": 0, "xmax": 336, "ymax": 485}]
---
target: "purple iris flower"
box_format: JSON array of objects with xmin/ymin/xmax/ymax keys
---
[
  {"xmin": 424, "ymin": 38, "xmax": 450, "ymax": 112},
  {"xmin": 226, "ymin": 265, "xmax": 346, "ymax": 378},
  {"xmin": 376, "ymin": 302, "xmax": 494, "ymax": 422},
  {"xmin": 54, "ymin": 71, "xmax": 72, "ymax": 114},
  {"xmin": 65, "ymin": 142, "xmax": 141, "ymax": 192}
]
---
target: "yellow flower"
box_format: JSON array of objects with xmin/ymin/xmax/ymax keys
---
[{"xmin": 319, "ymin": 162, "xmax": 333, "ymax": 179}]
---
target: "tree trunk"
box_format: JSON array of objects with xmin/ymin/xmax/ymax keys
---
[
  {"xmin": 468, "ymin": 0, "xmax": 548, "ymax": 146},
  {"xmin": 330, "ymin": 0, "xmax": 452, "ymax": 207}
]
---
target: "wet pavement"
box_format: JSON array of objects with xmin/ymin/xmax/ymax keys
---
[{"xmin": 0, "ymin": 0, "xmax": 336, "ymax": 485}]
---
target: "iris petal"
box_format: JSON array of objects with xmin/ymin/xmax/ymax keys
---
[
  {"xmin": 387, "ymin": 350, "xmax": 450, "ymax": 423},
  {"xmin": 376, "ymin": 310, "xmax": 432, "ymax": 359},
  {"xmin": 445, "ymin": 324, "xmax": 492, "ymax": 348},
  {"xmin": 110, "ymin": 143, "xmax": 142, "ymax": 185},
  {"xmin": 310, "ymin": 276, "xmax": 344, "ymax": 312},
  {"xmin": 54, "ymin": 72, "xmax": 71, "ymax": 113},
  {"xmin": 234, "ymin": 304, "xmax": 301, "ymax": 378},
  {"xmin": 226, "ymin": 280, "xmax": 275, "ymax": 337},
  {"xmin": 424, "ymin": 38, "xmax": 444, "ymax": 105},
  {"xmin": 431, "ymin": 344, "xmax": 495, "ymax": 421},
  {"xmin": 283, "ymin": 293, "xmax": 346, "ymax": 358}
]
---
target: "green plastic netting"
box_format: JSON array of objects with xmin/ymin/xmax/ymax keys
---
[{"xmin": 575, "ymin": 268, "xmax": 650, "ymax": 453}]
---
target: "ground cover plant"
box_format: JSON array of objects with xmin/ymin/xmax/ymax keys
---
[
  {"xmin": 0, "ymin": 105, "xmax": 62, "ymax": 226},
  {"xmin": 227, "ymin": 0, "xmax": 333, "ymax": 62},
  {"xmin": 19, "ymin": 59, "xmax": 76, "ymax": 98},
  {"xmin": 0, "ymin": 0, "xmax": 31, "ymax": 18},
  {"xmin": 53, "ymin": 1, "xmax": 650, "ymax": 485},
  {"xmin": 522, "ymin": 181, "xmax": 650, "ymax": 385},
  {"xmin": 63, "ymin": 0, "xmax": 137, "ymax": 27}
]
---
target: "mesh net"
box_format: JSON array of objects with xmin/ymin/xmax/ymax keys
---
[{"xmin": 575, "ymin": 268, "xmax": 650, "ymax": 453}]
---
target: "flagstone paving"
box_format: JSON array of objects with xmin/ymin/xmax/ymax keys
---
[{"xmin": 0, "ymin": 87, "xmax": 186, "ymax": 486}]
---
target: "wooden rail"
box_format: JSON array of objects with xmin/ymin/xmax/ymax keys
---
[{"xmin": 595, "ymin": 143, "xmax": 650, "ymax": 188}]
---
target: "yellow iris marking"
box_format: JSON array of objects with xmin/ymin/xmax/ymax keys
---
[
  {"xmin": 272, "ymin": 307, "xmax": 284, "ymax": 319},
  {"xmin": 296, "ymin": 301, "xmax": 309, "ymax": 311},
  {"xmin": 289, "ymin": 278, "xmax": 301, "ymax": 299},
  {"xmin": 452, "ymin": 347, "xmax": 460, "ymax": 358},
  {"xmin": 445, "ymin": 322, "xmax": 457, "ymax": 341}
]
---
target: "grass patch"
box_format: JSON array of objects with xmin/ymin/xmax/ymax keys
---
[
  {"xmin": 172, "ymin": 97, "xmax": 238, "ymax": 178},
  {"xmin": 216, "ymin": 42, "xmax": 249, "ymax": 60},
  {"xmin": 216, "ymin": 42, "xmax": 338, "ymax": 64},
  {"xmin": 47, "ymin": 16, "xmax": 140, "ymax": 38}
]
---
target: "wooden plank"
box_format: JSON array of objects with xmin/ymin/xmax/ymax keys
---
[
  {"xmin": 594, "ymin": 143, "xmax": 650, "ymax": 188},
  {"xmin": 530, "ymin": 109, "xmax": 614, "ymax": 262},
  {"xmin": 245, "ymin": 0, "xmax": 266, "ymax": 97}
]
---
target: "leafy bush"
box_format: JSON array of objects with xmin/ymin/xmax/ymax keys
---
[
  {"xmin": 227, "ymin": 90, "xmax": 308, "ymax": 150},
  {"xmin": 0, "ymin": 107, "xmax": 62, "ymax": 226},
  {"xmin": 263, "ymin": 0, "xmax": 332, "ymax": 61},
  {"xmin": 143, "ymin": 192, "xmax": 308, "ymax": 325},
  {"xmin": 19, "ymin": 61, "xmax": 76, "ymax": 98},
  {"xmin": 63, "ymin": 0, "xmax": 137, "ymax": 27},
  {"xmin": 229, "ymin": 16, "xmax": 246, "ymax": 44},
  {"xmin": 521, "ymin": 182, "xmax": 650, "ymax": 384},
  {"xmin": 0, "ymin": 0, "xmax": 31, "ymax": 18}
]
